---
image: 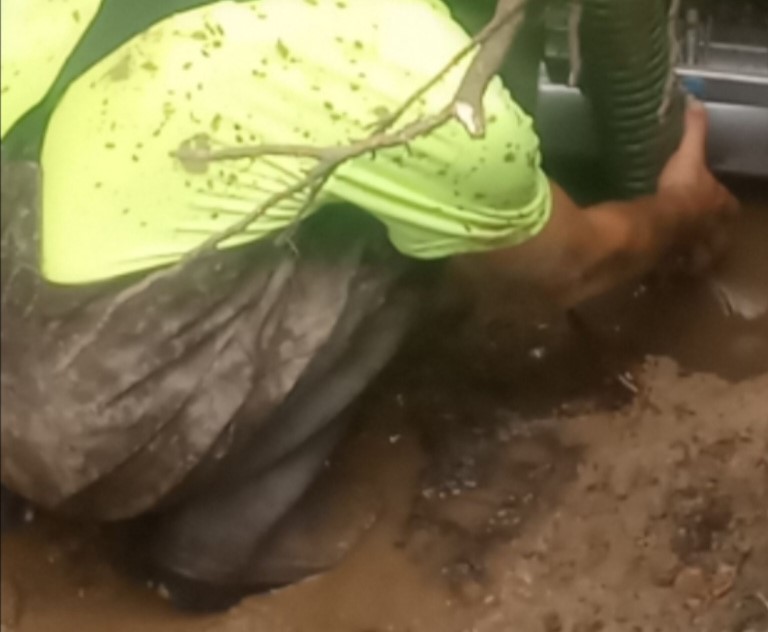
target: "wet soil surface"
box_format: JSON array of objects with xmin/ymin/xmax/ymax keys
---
[{"xmin": 2, "ymin": 198, "xmax": 767, "ymax": 632}]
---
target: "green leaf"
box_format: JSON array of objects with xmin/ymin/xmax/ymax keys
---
[{"xmin": 1, "ymin": 0, "xmax": 102, "ymax": 138}]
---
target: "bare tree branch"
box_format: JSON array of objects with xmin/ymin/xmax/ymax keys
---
[
  {"xmin": 175, "ymin": 135, "xmax": 329, "ymax": 171},
  {"xmin": 452, "ymin": 0, "xmax": 528, "ymax": 137},
  {"xmin": 380, "ymin": 0, "xmax": 528, "ymax": 136},
  {"xmin": 179, "ymin": 108, "xmax": 454, "ymax": 256},
  {"xmin": 86, "ymin": 0, "xmax": 530, "ymax": 342},
  {"xmin": 170, "ymin": 0, "xmax": 529, "ymax": 260}
]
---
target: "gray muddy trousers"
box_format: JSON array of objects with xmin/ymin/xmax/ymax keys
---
[{"xmin": 0, "ymin": 159, "xmax": 425, "ymax": 601}]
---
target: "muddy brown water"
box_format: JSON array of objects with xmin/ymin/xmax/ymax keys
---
[{"xmin": 3, "ymin": 193, "xmax": 768, "ymax": 632}]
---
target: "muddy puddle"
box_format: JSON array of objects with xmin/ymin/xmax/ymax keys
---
[{"xmin": 2, "ymin": 193, "xmax": 768, "ymax": 632}]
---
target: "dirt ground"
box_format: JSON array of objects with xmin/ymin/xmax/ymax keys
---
[{"xmin": 2, "ymin": 198, "xmax": 767, "ymax": 632}]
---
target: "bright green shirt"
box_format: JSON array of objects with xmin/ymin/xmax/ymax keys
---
[
  {"xmin": 0, "ymin": 0, "xmax": 102, "ymax": 138},
  {"xmin": 20, "ymin": 0, "xmax": 551, "ymax": 284}
]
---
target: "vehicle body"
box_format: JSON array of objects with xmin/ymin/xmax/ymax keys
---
[{"xmin": 537, "ymin": 0, "xmax": 768, "ymax": 180}]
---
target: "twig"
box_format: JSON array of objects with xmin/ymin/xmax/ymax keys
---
[
  {"xmin": 374, "ymin": 0, "xmax": 528, "ymax": 135},
  {"xmin": 173, "ymin": 0, "xmax": 529, "ymax": 254},
  {"xmin": 176, "ymin": 0, "xmax": 528, "ymax": 169},
  {"xmin": 177, "ymin": 108, "xmax": 453, "ymax": 258},
  {"xmin": 371, "ymin": 36, "xmax": 480, "ymax": 134},
  {"xmin": 175, "ymin": 135, "xmax": 328, "ymax": 170},
  {"xmin": 452, "ymin": 0, "xmax": 528, "ymax": 137},
  {"xmin": 62, "ymin": 0, "xmax": 529, "ymax": 368}
]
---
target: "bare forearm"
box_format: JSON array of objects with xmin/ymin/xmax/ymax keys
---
[
  {"xmin": 458, "ymin": 103, "xmax": 738, "ymax": 310},
  {"xmin": 548, "ymin": 187, "xmax": 682, "ymax": 305},
  {"xmin": 463, "ymin": 182, "xmax": 681, "ymax": 307}
]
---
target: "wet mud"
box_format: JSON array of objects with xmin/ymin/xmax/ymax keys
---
[{"xmin": 2, "ymin": 193, "xmax": 767, "ymax": 632}]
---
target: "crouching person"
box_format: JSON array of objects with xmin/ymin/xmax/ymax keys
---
[{"xmin": 1, "ymin": 0, "xmax": 736, "ymax": 611}]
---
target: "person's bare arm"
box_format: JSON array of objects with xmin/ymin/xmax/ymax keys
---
[{"xmin": 459, "ymin": 101, "xmax": 740, "ymax": 307}]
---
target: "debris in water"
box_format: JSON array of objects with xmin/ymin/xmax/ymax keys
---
[{"xmin": 157, "ymin": 583, "xmax": 172, "ymax": 601}]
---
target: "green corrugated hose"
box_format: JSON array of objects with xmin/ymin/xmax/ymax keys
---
[{"xmin": 579, "ymin": 0, "xmax": 685, "ymax": 198}]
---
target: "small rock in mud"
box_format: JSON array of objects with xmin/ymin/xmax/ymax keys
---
[{"xmin": 541, "ymin": 611, "xmax": 563, "ymax": 632}]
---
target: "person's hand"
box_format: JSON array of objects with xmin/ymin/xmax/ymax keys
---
[
  {"xmin": 471, "ymin": 100, "xmax": 741, "ymax": 307},
  {"xmin": 656, "ymin": 99, "xmax": 740, "ymax": 271}
]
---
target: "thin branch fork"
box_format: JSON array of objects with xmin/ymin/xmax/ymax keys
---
[
  {"xmin": 167, "ymin": 0, "xmax": 529, "ymax": 264},
  {"xmin": 172, "ymin": 0, "xmax": 529, "ymax": 257},
  {"xmin": 452, "ymin": 0, "xmax": 528, "ymax": 136},
  {"xmin": 75, "ymin": 0, "xmax": 529, "ymax": 354},
  {"xmin": 179, "ymin": 108, "xmax": 455, "ymax": 256},
  {"xmin": 178, "ymin": 0, "xmax": 527, "ymax": 168}
]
